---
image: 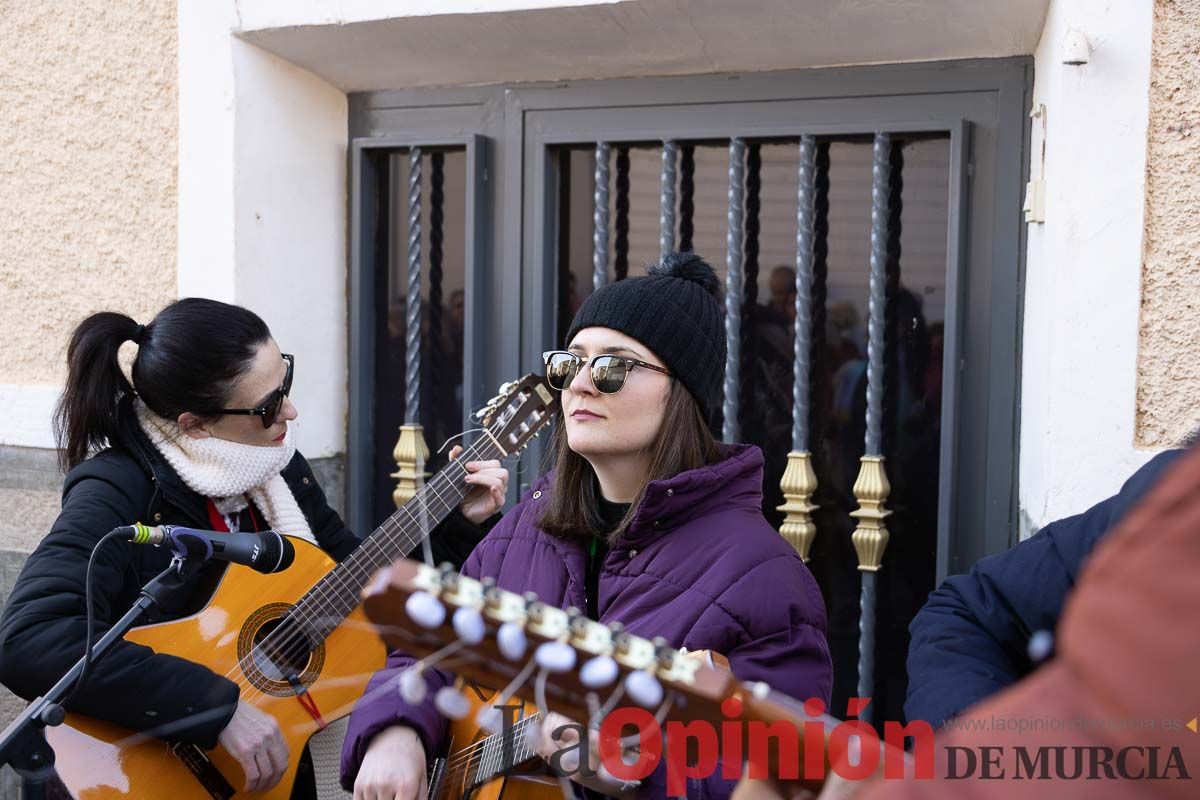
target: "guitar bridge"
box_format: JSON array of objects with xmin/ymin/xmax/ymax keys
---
[{"xmin": 170, "ymin": 742, "xmax": 236, "ymax": 800}]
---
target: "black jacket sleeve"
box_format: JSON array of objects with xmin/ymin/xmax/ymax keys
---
[
  {"xmin": 287, "ymin": 453, "xmax": 361, "ymax": 563},
  {"xmin": 904, "ymin": 450, "xmax": 1184, "ymax": 729},
  {"xmin": 0, "ymin": 456, "xmax": 239, "ymax": 748}
]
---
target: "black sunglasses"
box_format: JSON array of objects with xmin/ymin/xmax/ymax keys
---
[
  {"xmin": 215, "ymin": 354, "xmax": 294, "ymax": 428},
  {"xmin": 542, "ymin": 350, "xmax": 671, "ymax": 394}
]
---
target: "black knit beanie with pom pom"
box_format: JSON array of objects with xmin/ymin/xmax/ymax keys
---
[{"xmin": 565, "ymin": 251, "xmax": 726, "ymax": 422}]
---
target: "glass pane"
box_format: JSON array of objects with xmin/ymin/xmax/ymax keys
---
[{"xmin": 373, "ymin": 148, "xmax": 468, "ymax": 525}]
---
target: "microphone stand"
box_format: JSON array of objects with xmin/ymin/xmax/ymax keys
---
[{"xmin": 0, "ymin": 554, "xmax": 202, "ymax": 799}]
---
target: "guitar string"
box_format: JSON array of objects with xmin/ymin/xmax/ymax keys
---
[
  {"xmin": 226, "ymin": 426, "xmax": 510, "ymax": 699},
  {"xmin": 231, "ymin": 453, "xmax": 489, "ymax": 705},
  {"xmin": 438, "ymin": 712, "xmax": 544, "ymax": 791},
  {"xmin": 227, "ymin": 433, "xmax": 499, "ymax": 700}
]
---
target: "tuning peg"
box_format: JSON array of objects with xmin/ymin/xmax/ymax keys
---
[
  {"xmin": 524, "ymin": 593, "xmax": 546, "ymax": 626},
  {"xmin": 535, "ymin": 641, "xmax": 577, "ymax": 673},
  {"xmin": 611, "ymin": 625, "xmax": 632, "ymax": 656},
  {"xmin": 653, "ymin": 637, "xmax": 677, "ymax": 668},
  {"xmin": 497, "ymin": 622, "xmax": 527, "ymax": 661},
  {"xmin": 481, "ymin": 578, "xmax": 503, "ymax": 611},
  {"xmin": 405, "ymin": 591, "xmax": 446, "ymax": 629},
  {"xmin": 452, "ymin": 606, "xmax": 485, "ymax": 645},
  {"xmin": 434, "ymin": 687, "xmax": 471, "ymax": 720},
  {"xmin": 624, "ymin": 670, "xmax": 663, "ymax": 708},
  {"xmin": 399, "ymin": 667, "xmax": 428, "ymax": 704},
  {"xmin": 580, "ymin": 655, "xmax": 619, "ymax": 689},
  {"xmin": 439, "ymin": 563, "xmax": 460, "ymax": 590}
]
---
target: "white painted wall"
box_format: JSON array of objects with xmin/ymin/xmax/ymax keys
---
[
  {"xmin": 1018, "ymin": 0, "xmax": 1157, "ymax": 535},
  {"xmin": 178, "ymin": 1, "xmax": 348, "ymax": 459},
  {"xmin": 230, "ymin": 42, "xmax": 348, "ymax": 460}
]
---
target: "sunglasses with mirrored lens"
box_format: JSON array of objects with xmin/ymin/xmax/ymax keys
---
[
  {"xmin": 215, "ymin": 353, "xmax": 294, "ymax": 428},
  {"xmin": 542, "ymin": 350, "xmax": 670, "ymax": 394}
]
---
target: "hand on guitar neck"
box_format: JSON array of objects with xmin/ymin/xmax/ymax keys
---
[
  {"xmin": 356, "ymin": 725, "xmax": 430, "ymax": 800},
  {"xmin": 448, "ymin": 445, "xmax": 509, "ymax": 525}
]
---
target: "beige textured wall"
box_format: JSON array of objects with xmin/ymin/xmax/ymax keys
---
[
  {"xmin": 1139, "ymin": 0, "xmax": 1200, "ymax": 446},
  {"xmin": 0, "ymin": 0, "xmax": 178, "ymax": 386}
]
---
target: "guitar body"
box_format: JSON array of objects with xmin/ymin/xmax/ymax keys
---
[
  {"xmin": 46, "ymin": 537, "xmax": 388, "ymax": 800},
  {"xmin": 432, "ymin": 683, "xmax": 559, "ymax": 800}
]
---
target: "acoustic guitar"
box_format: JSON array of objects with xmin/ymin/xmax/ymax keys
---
[
  {"xmin": 361, "ymin": 560, "xmax": 919, "ymax": 799},
  {"xmin": 429, "ymin": 650, "xmax": 730, "ymax": 800},
  {"xmin": 45, "ymin": 375, "xmax": 558, "ymax": 800}
]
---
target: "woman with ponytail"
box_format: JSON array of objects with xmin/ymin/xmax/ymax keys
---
[
  {"xmin": 0, "ymin": 298, "xmax": 506, "ymax": 797},
  {"xmin": 343, "ymin": 253, "xmax": 832, "ymax": 800}
]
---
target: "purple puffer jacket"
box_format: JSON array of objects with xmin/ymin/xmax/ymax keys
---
[{"xmin": 341, "ymin": 443, "xmax": 832, "ymax": 797}]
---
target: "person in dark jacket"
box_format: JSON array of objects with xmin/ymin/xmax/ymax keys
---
[
  {"xmin": 904, "ymin": 447, "xmax": 1187, "ymax": 730},
  {"xmin": 343, "ymin": 252, "xmax": 833, "ymax": 799},
  {"xmin": 0, "ymin": 298, "xmax": 504, "ymax": 797}
]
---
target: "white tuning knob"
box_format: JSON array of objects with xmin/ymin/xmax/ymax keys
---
[
  {"xmin": 434, "ymin": 687, "xmax": 471, "ymax": 720},
  {"xmin": 452, "ymin": 607, "xmax": 486, "ymax": 645},
  {"xmin": 497, "ymin": 622, "xmax": 527, "ymax": 661},
  {"xmin": 624, "ymin": 670, "xmax": 663, "ymax": 708},
  {"xmin": 580, "ymin": 655, "xmax": 619, "ymax": 689},
  {"xmin": 535, "ymin": 641, "xmax": 576, "ymax": 673},
  {"xmin": 399, "ymin": 668, "xmax": 427, "ymax": 704},
  {"xmin": 405, "ymin": 591, "xmax": 446, "ymax": 629}
]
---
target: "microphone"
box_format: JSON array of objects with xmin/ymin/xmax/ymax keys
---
[{"xmin": 115, "ymin": 524, "xmax": 295, "ymax": 574}]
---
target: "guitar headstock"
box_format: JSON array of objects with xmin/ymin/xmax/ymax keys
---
[
  {"xmin": 473, "ymin": 374, "xmax": 559, "ymax": 458},
  {"xmin": 362, "ymin": 559, "xmax": 738, "ymax": 727},
  {"xmin": 359, "ymin": 561, "xmax": 903, "ymax": 792}
]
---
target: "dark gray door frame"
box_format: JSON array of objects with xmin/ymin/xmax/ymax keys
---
[{"xmin": 349, "ymin": 57, "xmax": 1031, "ymax": 576}]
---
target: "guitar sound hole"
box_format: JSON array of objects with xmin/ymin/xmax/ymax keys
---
[
  {"xmin": 253, "ymin": 616, "xmax": 313, "ymax": 682},
  {"xmin": 239, "ymin": 603, "xmax": 326, "ymax": 696}
]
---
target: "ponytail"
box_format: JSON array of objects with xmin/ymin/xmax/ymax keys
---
[
  {"xmin": 54, "ymin": 312, "xmax": 142, "ymax": 471},
  {"xmin": 53, "ymin": 298, "xmax": 271, "ymax": 471}
]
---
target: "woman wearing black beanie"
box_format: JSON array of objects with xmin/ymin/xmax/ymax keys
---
[{"xmin": 345, "ymin": 252, "xmax": 832, "ymax": 799}]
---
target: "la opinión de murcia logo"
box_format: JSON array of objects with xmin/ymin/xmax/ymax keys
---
[{"xmin": 490, "ymin": 698, "xmax": 1193, "ymax": 791}]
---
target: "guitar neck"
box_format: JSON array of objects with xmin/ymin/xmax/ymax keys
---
[
  {"xmin": 463, "ymin": 712, "xmax": 544, "ymax": 789},
  {"xmin": 290, "ymin": 434, "xmax": 507, "ymax": 642}
]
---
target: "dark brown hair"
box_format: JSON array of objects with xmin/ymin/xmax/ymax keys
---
[
  {"xmin": 53, "ymin": 299, "xmax": 271, "ymax": 471},
  {"xmin": 537, "ymin": 379, "xmax": 721, "ymax": 543}
]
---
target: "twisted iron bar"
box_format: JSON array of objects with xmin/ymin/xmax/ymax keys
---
[
  {"xmin": 723, "ymin": 138, "xmax": 745, "ymax": 443},
  {"xmin": 854, "ymin": 133, "xmax": 896, "ymax": 724},
  {"xmin": 404, "ymin": 147, "xmax": 423, "ymax": 426},
  {"xmin": 792, "ymin": 136, "xmax": 817, "ymax": 451},
  {"xmin": 660, "ymin": 140, "xmax": 677, "ymax": 258},
  {"xmin": 679, "ymin": 144, "xmax": 695, "ymax": 252},
  {"xmin": 593, "ymin": 142, "xmax": 610, "ymax": 291},
  {"xmin": 614, "ymin": 147, "xmax": 630, "ymax": 281},
  {"xmin": 864, "ymin": 133, "xmax": 891, "ymax": 457},
  {"xmin": 859, "ymin": 571, "xmax": 877, "ymax": 724}
]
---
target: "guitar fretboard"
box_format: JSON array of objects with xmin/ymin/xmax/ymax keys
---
[
  {"xmin": 290, "ymin": 434, "xmax": 506, "ymax": 642},
  {"xmin": 466, "ymin": 712, "xmax": 544, "ymax": 788}
]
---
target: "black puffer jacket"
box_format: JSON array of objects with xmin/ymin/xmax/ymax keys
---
[{"xmin": 0, "ymin": 407, "xmax": 485, "ymax": 748}]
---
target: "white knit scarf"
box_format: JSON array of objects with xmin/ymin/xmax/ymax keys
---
[{"xmin": 135, "ymin": 401, "xmax": 316, "ymax": 544}]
